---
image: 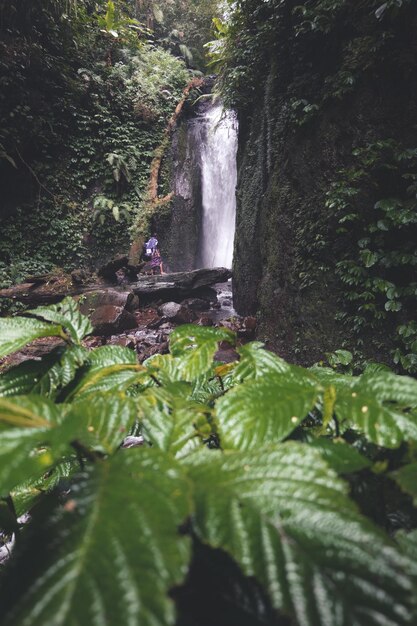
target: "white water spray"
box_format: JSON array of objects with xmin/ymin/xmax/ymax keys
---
[{"xmin": 199, "ymin": 103, "xmax": 238, "ymax": 269}]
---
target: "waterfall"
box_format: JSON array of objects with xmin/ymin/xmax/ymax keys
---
[{"xmin": 199, "ymin": 103, "xmax": 238, "ymax": 269}]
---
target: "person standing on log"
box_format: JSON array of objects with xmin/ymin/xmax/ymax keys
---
[
  {"xmin": 150, "ymin": 247, "xmax": 164, "ymax": 275},
  {"xmin": 145, "ymin": 234, "xmax": 158, "ymax": 256}
]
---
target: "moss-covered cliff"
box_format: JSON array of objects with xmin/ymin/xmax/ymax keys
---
[{"xmin": 226, "ymin": 0, "xmax": 417, "ymax": 368}]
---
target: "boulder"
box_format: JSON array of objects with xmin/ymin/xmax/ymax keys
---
[
  {"xmin": 97, "ymin": 256, "xmax": 143, "ymax": 282},
  {"xmin": 197, "ymin": 315, "xmax": 214, "ymax": 327},
  {"xmin": 78, "ymin": 289, "xmax": 139, "ymax": 315},
  {"xmin": 107, "ymin": 335, "xmax": 136, "ymax": 349},
  {"xmin": 71, "ymin": 269, "xmax": 88, "ymax": 285},
  {"xmin": 97, "ymin": 256, "xmax": 129, "ymax": 281},
  {"xmin": 157, "ymin": 302, "xmax": 196, "ymax": 324},
  {"xmin": 173, "ymin": 307, "xmax": 196, "ymax": 324},
  {"xmin": 181, "ymin": 297, "xmax": 210, "ymax": 311},
  {"xmin": 90, "ymin": 305, "xmax": 137, "ymax": 336},
  {"xmin": 193, "ymin": 286, "xmax": 218, "ymax": 304},
  {"xmin": 157, "ymin": 302, "xmax": 182, "ymax": 318}
]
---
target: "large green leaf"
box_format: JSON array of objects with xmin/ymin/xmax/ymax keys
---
[
  {"xmin": 144, "ymin": 353, "xmax": 184, "ymax": 385},
  {"xmin": 137, "ymin": 385, "xmax": 208, "ymax": 458},
  {"xmin": 169, "ymin": 325, "xmax": 235, "ymax": 381},
  {"xmin": 56, "ymin": 393, "xmax": 138, "ymax": 454},
  {"xmin": 1, "ymin": 450, "xmax": 191, "ymax": 626},
  {"xmin": 0, "ymin": 346, "xmax": 88, "ymax": 399},
  {"xmin": 359, "ymin": 371, "xmax": 417, "ymax": 405},
  {"xmin": 396, "ymin": 530, "xmax": 417, "ymax": 577},
  {"xmin": 335, "ymin": 372, "xmax": 417, "ymax": 447},
  {"xmin": 0, "ymin": 318, "xmax": 64, "ymax": 359},
  {"xmin": 190, "ymin": 374, "xmax": 225, "ymax": 404},
  {"xmin": 309, "ymin": 438, "xmax": 371, "ymax": 474},
  {"xmin": 308, "ymin": 365, "xmax": 356, "ymax": 389},
  {"xmin": 11, "ymin": 457, "xmax": 80, "ymax": 517},
  {"xmin": 0, "ymin": 394, "xmax": 59, "ymax": 428},
  {"xmin": 29, "ymin": 297, "xmax": 93, "ymax": 344},
  {"xmin": 0, "ymin": 395, "xmax": 59, "ymax": 496},
  {"xmin": 66, "ymin": 346, "xmax": 146, "ymax": 400},
  {"xmin": 216, "ymin": 372, "xmax": 320, "ymax": 450},
  {"xmin": 185, "ymin": 443, "xmax": 414, "ymax": 626},
  {"xmin": 233, "ymin": 342, "xmax": 290, "ymax": 381}
]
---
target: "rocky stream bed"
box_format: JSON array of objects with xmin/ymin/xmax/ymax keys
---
[{"xmin": 0, "ymin": 265, "xmax": 256, "ymax": 370}]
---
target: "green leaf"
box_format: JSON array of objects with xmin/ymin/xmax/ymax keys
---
[
  {"xmin": 396, "ymin": 530, "xmax": 417, "ymax": 575},
  {"xmin": 361, "ymin": 249, "xmax": 378, "ymax": 268},
  {"xmin": 185, "ymin": 443, "xmax": 414, "ymax": 626},
  {"xmin": 57, "ymin": 393, "xmax": 138, "ymax": 454},
  {"xmin": 212, "ymin": 16, "xmax": 228, "ymax": 34},
  {"xmin": 169, "ymin": 325, "xmax": 235, "ymax": 381},
  {"xmin": 309, "ymin": 438, "xmax": 371, "ymax": 473},
  {"xmin": 0, "ymin": 346, "xmax": 88, "ymax": 399},
  {"xmin": 66, "ymin": 346, "xmax": 146, "ymax": 400},
  {"xmin": 327, "ymin": 349, "xmax": 353, "ymax": 367},
  {"xmin": 0, "ymin": 394, "xmax": 59, "ymax": 429},
  {"xmin": 233, "ymin": 342, "xmax": 289, "ymax": 381},
  {"xmin": 335, "ymin": 372, "xmax": 417, "ymax": 447},
  {"xmin": 144, "ymin": 353, "xmax": 184, "ymax": 385},
  {"xmin": 216, "ymin": 371, "xmax": 320, "ymax": 450},
  {"xmin": 11, "ymin": 458, "xmax": 80, "ymax": 517},
  {"xmin": 1, "ymin": 450, "xmax": 191, "ymax": 626},
  {"xmin": 0, "ymin": 318, "xmax": 64, "ymax": 359},
  {"xmin": 137, "ymin": 385, "xmax": 207, "ymax": 458},
  {"xmin": 385, "ymin": 300, "xmax": 402, "ymax": 312},
  {"xmin": 29, "ymin": 297, "xmax": 93, "ymax": 344},
  {"xmin": 0, "ymin": 427, "xmax": 54, "ymax": 499},
  {"xmin": 0, "ymin": 396, "xmax": 59, "ymax": 496}
]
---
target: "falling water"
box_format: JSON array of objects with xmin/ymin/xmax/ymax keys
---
[{"xmin": 199, "ymin": 103, "xmax": 238, "ymax": 269}]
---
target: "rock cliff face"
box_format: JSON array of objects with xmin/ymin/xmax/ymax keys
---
[
  {"xmin": 232, "ymin": 3, "xmax": 417, "ymax": 365},
  {"xmin": 157, "ymin": 111, "xmax": 203, "ymax": 273}
]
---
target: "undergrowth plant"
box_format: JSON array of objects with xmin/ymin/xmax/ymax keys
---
[
  {"xmin": 0, "ymin": 1, "xmax": 189, "ymax": 283},
  {"xmin": 0, "ymin": 299, "xmax": 417, "ymax": 625},
  {"xmin": 328, "ymin": 139, "xmax": 417, "ymax": 373}
]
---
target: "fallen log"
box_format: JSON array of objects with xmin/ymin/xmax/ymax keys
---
[
  {"xmin": 132, "ymin": 267, "xmax": 232, "ymax": 302},
  {"xmin": 0, "ymin": 268, "xmax": 232, "ymax": 308}
]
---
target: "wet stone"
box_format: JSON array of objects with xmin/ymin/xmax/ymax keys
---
[{"xmin": 90, "ymin": 305, "xmax": 137, "ymax": 336}]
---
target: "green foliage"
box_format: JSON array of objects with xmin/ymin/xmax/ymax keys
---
[
  {"xmin": 0, "ymin": 318, "xmax": 65, "ymax": 360},
  {"xmin": 0, "ymin": 297, "xmax": 91, "ymax": 360},
  {"xmin": 1, "ymin": 301, "xmax": 417, "ymax": 624},
  {"xmin": 137, "ymin": 0, "xmax": 220, "ymax": 70},
  {"xmin": 186, "ymin": 444, "xmax": 412, "ymax": 626},
  {"xmin": 2, "ymin": 451, "xmax": 191, "ymax": 626},
  {"xmin": 0, "ymin": 0, "xmax": 189, "ymax": 275},
  {"xmin": 169, "ymin": 324, "xmax": 234, "ymax": 380},
  {"xmin": 327, "ymin": 139, "xmax": 417, "ymax": 372},
  {"xmin": 216, "ymin": 367, "xmax": 319, "ymax": 450},
  {"xmin": 0, "ymin": 345, "xmax": 89, "ymax": 399},
  {"xmin": 96, "ymin": 0, "xmax": 145, "ymax": 43}
]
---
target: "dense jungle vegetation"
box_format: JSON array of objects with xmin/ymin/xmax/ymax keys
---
[
  {"xmin": 0, "ymin": 0, "xmax": 213, "ymax": 298},
  {"xmin": 1, "ymin": 1, "xmax": 417, "ymax": 625}
]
